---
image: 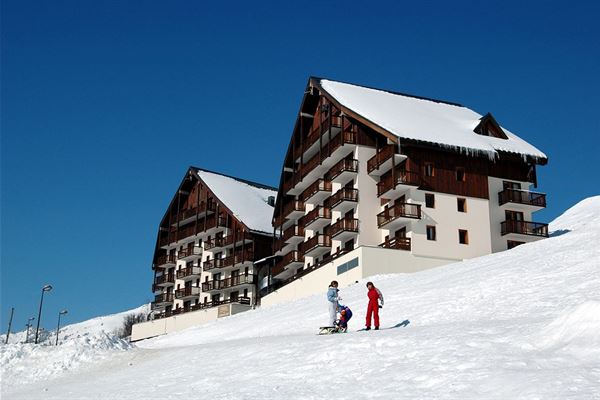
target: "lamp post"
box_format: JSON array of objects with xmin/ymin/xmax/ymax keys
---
[
  {"xmin": 34, "ymin": 284, "xmax": 53, "ymax": 344},
  {"xmin": 25, "ymin": 317, "xmax": 35, "ymax": 343},
  {"xmin": 55, "ymin": 310, "xmax": 68, "ymax": 346}
]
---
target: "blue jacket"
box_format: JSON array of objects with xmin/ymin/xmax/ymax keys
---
[{"xmin": 327, "ymin": 287, "xmax": 339, "ymax": 303}]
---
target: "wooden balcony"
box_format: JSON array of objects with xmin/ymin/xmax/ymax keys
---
[
  {"xmin": 325, "ymin": 158, "xmax": 358, "ymax": 182},
  {"xmin": 329, "ymin": 218, "xmax": 359, "ymax": 241},
  {"xmin": 178, "ymin": 246, "xmax": 202, "ymax": 261},
  {"xmin": 324, "ymin": 188, "xmax": 358, "ymax": 213},
  {"xmin": 328, "ymin": 130, "xmax": 357, "ymax": 160},
  {"xmin": 300, "ymin": 234, "xmax": 332, "ymax": 258},
  {"xmin": 377, "ymin": 171, "xmax": 420, "ymax": 197},
  {"xmin": 175, "ymin": 286, "xmax": 201, "ymax": 300},
  {"xmin": 498, "ymin": 188, "xmax": 547, "ymax": 210},
  {"xmin": 176, "ymin": 224, "xmax": 197, "ymax": 242},
  {"xmin": 203, "ymin": 250, "xmax": 255, "ymax": 272},
  {"xmin": 274, "ymin": 250, "xmax": 304, "ymax": 276},
  {"xmin": 367, "ymin": 144, "xmax": 406, "ymax": 175},
  {"xmin": 151, "ymin": 292, "xmax": 174, "ymax": 308},
  {"xmin": 300, "ymin": 179, "xmax": 332, "ymax": 203},
  {"xmin": 283, "ymin": 224, "xmax": 305, "ymax": 244},
  {"xmin": 154, "ymin": 254, "xmax": 177, "ymax": 269},
  {"xmin": 176, "ymin": 266, "xmax": 202, "ymax": 280},
  {"xmin": 190, "ymin": 296, "xmax": 252, "ymax": 312},
  {"xmin": 274, "ymin": 200, "xmax": 305, "ymax": 227},
  {"xmin": 202, "ymin": 274, "xmax": 257, "ymax": 292},
  {"xmin": 501, "ymin": 220, "xmax": 549, "ymax": 237},
  {"xmin": 302, "ymin": 206, "xmax": 332, "ymax": 230},
  {"xmin": 379, "ymin": 237, "xmax": 411, "ymax": 251},
  {"xmin": 377, "ymin": 203, "xmax": 422, "ymax": 228},
  {"xmin": 154, "ymin": 273, "xmax": 175, "ymax": 287}
]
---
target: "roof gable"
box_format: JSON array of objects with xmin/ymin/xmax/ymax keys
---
[
  {"xmin": 194, "ymin": 168, "xmax": 277, "ymax": 234},
  {"xmin": 315, "ymin": 78, "xmax": 547, "ymax": 163}
]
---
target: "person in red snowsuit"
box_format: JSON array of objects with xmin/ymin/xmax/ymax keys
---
[{"xmin": 365, "ymin": 281, "xmax": 384, "ymax": 330}]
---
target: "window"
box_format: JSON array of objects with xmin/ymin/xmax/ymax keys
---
[
  {"xmin": 424, "ymin": 162, "xmax": 435, "ymax": 177},
  {"xmin": 503, "ymin": 181, "xmax": 521, "ymax": 190},
  {"xmin": 457, "ymin": 198, "xmax": 467, "ymax": 212},
  {"xmin": 459, "ymin": 229, "xmax": 469, "ymax": 244},
  {"xmin": 425, "ymin": 193, "xmax": 435, "ymax": 208},
  {"xmin": 426, "ymin": 225, "xmax": 436, "ymax": 241},
  {"xmin": 456, "ymin": 167, "xmax": 465, "ymax": 182},
  {"xmin": 507, "ymin": 240, "xmax": 525, "ymax": 249}
]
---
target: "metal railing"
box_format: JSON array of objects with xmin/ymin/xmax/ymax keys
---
[
  {"xmin": 498, "ymin": 188, "xmax": 546, "ymax": 208},
  {"xmin": 501, "ymin": 220, "xmax": 549, "ymax": 237},
  {"xmin": 377, "ymin": 203, "xmax": 422, "ymax": 227}
]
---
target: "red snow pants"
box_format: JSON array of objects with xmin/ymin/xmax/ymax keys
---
[{"xmin": 366, "ymin": 300, "xmax": 379, "ymax": 328}]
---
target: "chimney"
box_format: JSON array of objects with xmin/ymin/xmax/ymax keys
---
[{"xmin": 267, "ymin": 196, "xmax": 275, "ymax": 206}]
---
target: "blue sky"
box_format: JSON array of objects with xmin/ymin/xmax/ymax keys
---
[{"xmin": 2, "ymin": 0, "xmax": 599, "ymax": 329}]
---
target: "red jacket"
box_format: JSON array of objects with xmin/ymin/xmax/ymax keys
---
[{"xmin": 367, "ymin": 287, "xmax": 383, "ymax": 304}]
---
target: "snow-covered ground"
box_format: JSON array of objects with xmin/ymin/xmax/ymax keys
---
[
  {"xmin": 2, "ymin": 197, "xmax": 600, "ymax": 399},
  {"xmin": 1, "ymin": 305, "xmax": 148, "ymax": 387}
]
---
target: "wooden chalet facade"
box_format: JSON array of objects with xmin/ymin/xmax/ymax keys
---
[
  {"xmin": 268, "ymin": 77, "xmax": 548, "ymax": 287},
  {"xmin": 150, "ymin": 167, "xmax": 276, "ymax": 319}
]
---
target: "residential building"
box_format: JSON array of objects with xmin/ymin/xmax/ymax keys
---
[
  {"xmin": 132, "ymin": 167, "xmax": 276, "ymax": 340},
  {"xmin": 263, "ymin": 77, "xmax": 548, "ymax": 304}
]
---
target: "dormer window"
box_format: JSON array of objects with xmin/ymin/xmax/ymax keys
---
[{"xmin": 474, "ymin": 113, "xmax": 508, "ymax": 139}]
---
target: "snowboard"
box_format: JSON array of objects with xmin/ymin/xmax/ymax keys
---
[{"xmin": 318, "ymin": 326, "xmax": 347, "ymax": 335}]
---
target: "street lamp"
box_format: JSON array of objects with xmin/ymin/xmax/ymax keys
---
[
  {"xmin": 25, "ymin": 317, "xmax": 35, "ymax": 343},
  {"xmin": 55, "ymin": 310, "xmax": 68, "ymax": 346},
  {"xmin": 34, "ymin": 284, "xmax": 52, "ymax": 344}
]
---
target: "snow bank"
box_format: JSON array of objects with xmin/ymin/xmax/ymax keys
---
[
  {"xmin": 0, "ymin": 333, "xmax": 131, "ymax": 386},
  {"xmin": 535, "ymin": 301, "xmax": 600, "ymax": 360}
]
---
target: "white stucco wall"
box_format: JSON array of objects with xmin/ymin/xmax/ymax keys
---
[{"xmin": 410, "ymin": 189, "xmax": 493, "ymax": 260}]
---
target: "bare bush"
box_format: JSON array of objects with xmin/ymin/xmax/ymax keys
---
[{"xmin": 116, "ymin": 312, "xmax": 147, "ymax": 339}]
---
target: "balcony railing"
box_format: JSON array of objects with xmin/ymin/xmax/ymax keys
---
[
  {"xmin": 178, "ymin": 246, "xmax": 202, "ymax": 260},
  {"xmin": 301, "ymin": 152, "xmax": 322, "ymax": 179},
  {"xmin": 154, "ymin": 254, "xmax": 177, "ymax": 268},
  {"xmin": 175, "ymin": 286, "xmax": 201, "ymax": 299},
  {"xmin": 367, "ymin": 144, "xmax": 396, "ymax": 173},
  {"xmin": 325, "ymin": 158, "xmax": 358, "ymax": 181},
  {"xmin": 274, "ymin": 200, "xmax": 305, "ymax": 227},
  {"xmin": 329, "ymin": 218, "xmax": 359, "ymax": 238},
  {"xmin": 501, "ymin": 220, "xmax": 549, "ymax": 237},
  {"xmin": 300, "ymin": 179, "xmax": 332, "ymax": 202},
  {"xmin": 328, "ymin": 130, "xmax": 357, "ymax": 155},
  {"xmin": 324, "ymin": 188, "xmax": 358, "ymax": 210},
  {"xmin": 283, "ymin": 224, "xmax": 305, "ymax": 242},
  {"xmin": 274, "ymin": 250, "xmax": 304, "ymax": 274},
  {"xmin": 302, "ymin": 206, "xmax": 331, "ymax": 227},
  {"xmin": 377, "ymin": 203, "xmax": 422, "ymax": 227},
  {"xmin": 152, "ymin": 292, "xmax": 174, "ymax": 304},
  {"xmin": 379, "ymin": 237, "xmax": 411, "ymax": 251},
  {"xmin": 202, "ymin": 274, "xmax": 257, "ymax": 291},
  {"xmin": 377, "ymin": 171, "xmax": 420, "ymax": 196},
  {"xmin": 176, "ymin": 266, "xmax": 202, "ymax": 279},
  {"xmin": 498, "ymin": 188, "xmax": 547, "ymax": 208},
  {"xmin": 300, "ymin": 234, "xmax": 332, "ymax": 255},
  {"xmin": 203, "ymin": 250, "xmax": 255, "ymax": 271},
  {"xmin": 176, "ymin": 224, "xmax": 197, "ymax": 241},
  {"xmin": 154, "ymin": 273, "xmax": 175, "ymax": 286}
]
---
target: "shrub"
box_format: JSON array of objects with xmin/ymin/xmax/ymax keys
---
[{"xmin": 117, "ymin": 312, "xmax": 147, "ymax": 339}]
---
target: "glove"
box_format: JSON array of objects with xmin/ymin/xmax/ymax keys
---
[{"xmin": 378, "ymin": 305, "xmax": 383, "ymax": 309}]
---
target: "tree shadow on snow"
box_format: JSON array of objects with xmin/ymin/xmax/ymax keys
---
[
  {"xmin": 392, "ymin": 320, "xmax": 410, "ymax": 328},
  {"xmin": 550, "ymin": 229, "xmax": 571, "ymax": 238}
]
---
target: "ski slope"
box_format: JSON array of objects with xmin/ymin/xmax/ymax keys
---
[{"xmin": 2, "ymin": 197, "xmax": 600, "ymax": 400}]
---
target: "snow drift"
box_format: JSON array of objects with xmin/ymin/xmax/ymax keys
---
[{"xmin": 2, "ymin": 197, "xmax": 600, "ymax": 400}]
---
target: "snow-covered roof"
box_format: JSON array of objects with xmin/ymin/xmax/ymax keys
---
[
  {"xmin": 318, "ymin": 79, "xmax": 547, "ymax": 161},
  {"xmin": 195, "ymin": 169, "xmax": 276, "ymax": 234}
]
